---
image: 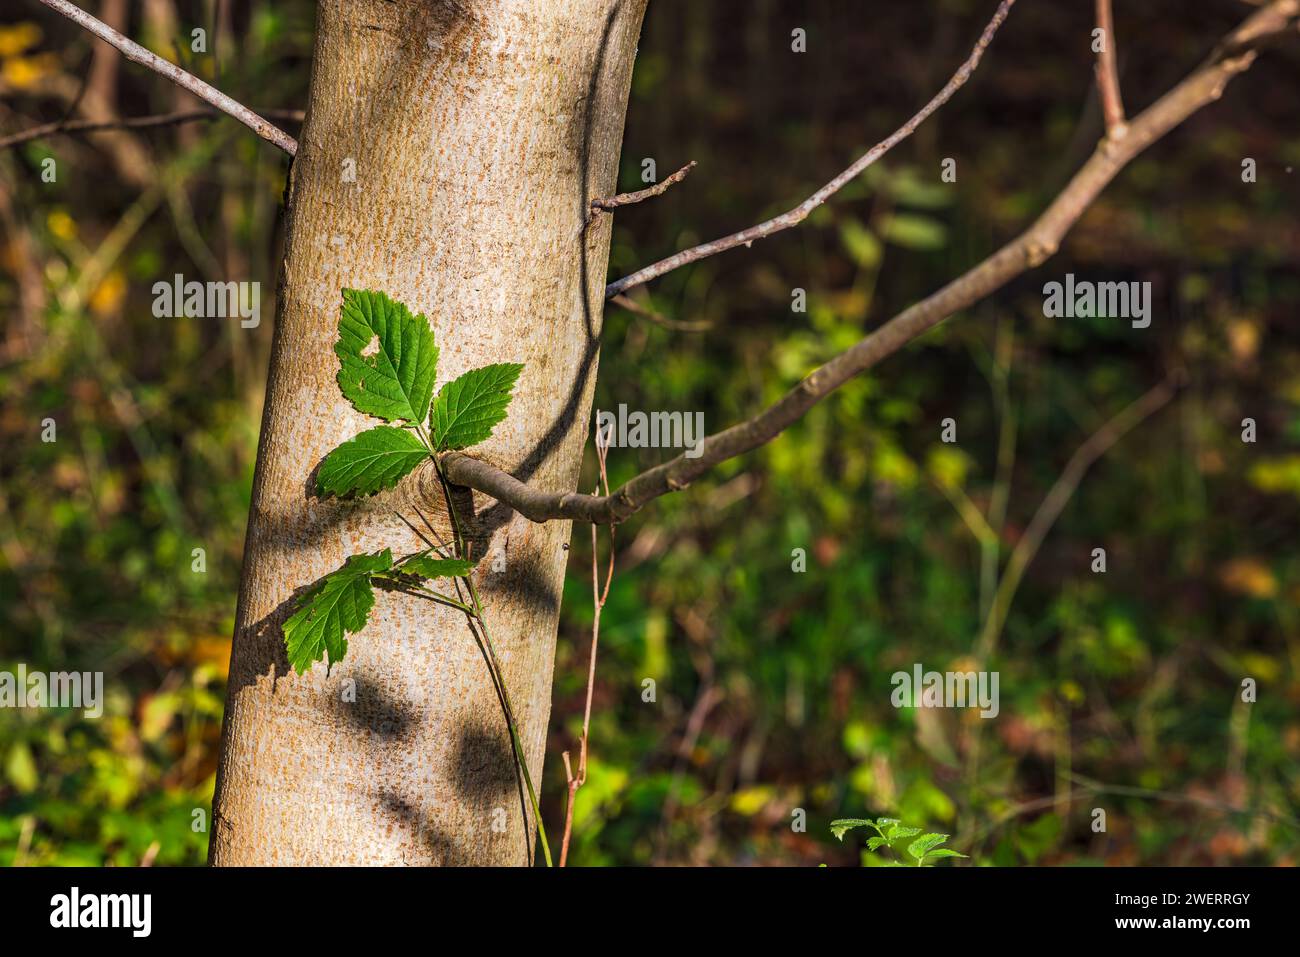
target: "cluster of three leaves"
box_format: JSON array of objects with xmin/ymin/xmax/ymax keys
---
[
  {"xmin": 317, "ymin": 287, "xmax": 523, "ymax": 497},
  {"xmin": 283, "ymin": 289, "xmax": 522, "ymax": 674}
]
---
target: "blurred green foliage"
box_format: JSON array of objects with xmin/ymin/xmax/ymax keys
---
[{"xmin": 2, "ymin": 0, "xmax": 1298, "ymax": 867}]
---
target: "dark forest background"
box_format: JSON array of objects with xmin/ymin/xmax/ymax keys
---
[{"xmin": 1, "ymin": 0, "xmax": 1298, "ymax": 865}]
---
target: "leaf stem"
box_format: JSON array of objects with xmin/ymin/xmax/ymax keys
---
[
  {"xmin": 425, "ymin": 450, "xmax": 553, "ymax": 867},
  {"xmin": 392, "ymin": 581, "xmax": 476, "ymax": 615}
]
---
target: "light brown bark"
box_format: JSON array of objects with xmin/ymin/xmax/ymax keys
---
[{"xmin": 210, "ymin": 0, "xmax": 647, "ymax": 866}]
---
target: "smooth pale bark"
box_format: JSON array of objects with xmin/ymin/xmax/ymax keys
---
[{"xmin": 210, "ymin": 0, "xmax": 647, "ymax": 866}]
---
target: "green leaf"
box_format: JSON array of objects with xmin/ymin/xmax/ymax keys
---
[
  {"xmin": 866, "ymin": 836, "xmax": 888, "ymax": 851},
  {"xmin": 283, "ymin": 550, "xmax": 392, "ymax": 674},
  {"xmin": 830, "ymin": 818, "xmax": 875, "ymax": 841},
  {"xmin": 432, "ymin": 362, "xmax": 524, "ymax": 451},
  {"xmin": 316, "ymin": 426, "xmax": 428, "ymax": 497},
  {"xmin": 886, "ymin": 171, "xmax": 955, "ymax": 210},
  {"xmin": 336, "ymin": 288, "xmax": 439, "ymax": 424},
  {"xmin": 924, "ymin": 848, "xmax": 967, "ymax": 861},
  {"xmin": 886, "ymin": 824, "xmax": 922, "ymax": 842},
  {"xmin": 400, "ymin": 553, "xmax": 476, "ymax": 580},
  {"xmin": 880, "ymin": 213, "xmax": 947, "ymax": 251},
  {"xmin": 838, "ymin": 219, "xmax": 882, "ymax": 269},
  {"xmin": 907, "ymin": 833, "xmax": 951, "ymax": 861},
  {"xmin": 5, "ymin": 741, "xmax": 37, "ymax": 794}
]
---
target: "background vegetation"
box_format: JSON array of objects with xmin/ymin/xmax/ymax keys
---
[{"xmin": 2, "ymin": 0, "xmax": 1297, "ymax": 866}]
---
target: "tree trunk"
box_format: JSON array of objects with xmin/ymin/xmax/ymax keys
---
[{"xmin": 210, "ymin": 0, "xmax": 647, "ymax": 866}]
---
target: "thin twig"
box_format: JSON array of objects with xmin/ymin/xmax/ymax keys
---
[
  {"xmin": 139, "ymin": 840, "xmax": 161, "ymax": 867},
  {"xmin": 609, "ymin": 293, "xmax": 712, "ymax": 332},
  {"xmin": 604, "ymin": 0, "xmax": 1017, "ymax": 298},
  {"xmin": 590, "ymin": 160, "xmax": 696, "ymax": 214},
  {"xmin": 441, "ymin": 0, "xmax": 1299, "ymax": 525},
  {"xmin": 36, "ymin": 0, "xmax": 298, "ymax": 155},
  {"xmin": 1095, "ymin": 0, "xmax": 1128, "ymax": 138},
  {"xmin": 0, "ymin": 108, "xmax": 304, "ymax": 152},
  {"xmin": 559, "ymin": 426, "xmax": 616, "ymax": 866},
  {"xmin": 427, "ymin": 450, "xmax": 553, "ymax": 867}
]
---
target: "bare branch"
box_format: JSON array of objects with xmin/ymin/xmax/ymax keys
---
[
  {"xmin": 609, "ymin": 293, "xmax": 712, "ymax": 332},
  {"xmin": 1095, "ymin": 0, "xmax": 1128, "ymax": 138},
  {"xmin": 36, "ymin": 0, "xmax": 298, "ymax": 156},
  {"xmin": 559, "ymin": 429, "xmax": 615, "ymax": 867},
  {"xmin": 591, "ymin": 160, "xmax": 696, "ymax": 213},
  {"xmin": 604, "ymin": 0, "xmax": 1017, "ymax": 299},
  {"xmin": 0, "ymin": 107, "xmax": 304, "ymax": 152},
  {"xmin": 442, "ymin": 0, "xmax": 1300, "ymax": 525}
]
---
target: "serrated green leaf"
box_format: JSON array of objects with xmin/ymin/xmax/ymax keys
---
[
  {"xmin": 316, "ymin": 426, "xmax": 428, "ymax": 497},
  {"xmin": 907, "ymin": 833, "xmax": 950, "ymax": 861},
  {"xmin": 924, "ymin": 848, "xmax": 967, "ymax": 861},
  {"xmin": 336, "ymin": 288, "xmax": 439, "ymax": 424},
  {"xmin": 400, "ymin": 553, "xmax": 476, "ymax": 580},
  {"xmin": 886, "ymin": 824, "xmax": 922, "ymax": 841},
  {"xmin": 830, "ymin": 818, "xmax": 875, "ymax": 841},
  {"xmin": 283, "ymin": 550, "xmax": 392, "ymax": 674},
  {"xmin": 866, "ymin": 836, "xmax": 888, "ymax": 851},
  {"xmin": 432, "ymin": 362, "xmax": 524, "ymax": 451}
]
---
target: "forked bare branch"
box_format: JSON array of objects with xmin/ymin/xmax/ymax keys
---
[
  {"xmin": 604, "ymin": 0, "xmax": 1017, "ymax": 299},
  {"xmin": 444, "ymin": 0, "xmax": 1300, "ymax": 525}
]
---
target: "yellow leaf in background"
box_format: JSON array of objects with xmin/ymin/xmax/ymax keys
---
[
  {"xmin": 927, "ymin": 446, "xmax": 971, "ymax": 489},
  {"xmin": 1239, "ymin": 652, "xmax": 1281, "ymax": 684},
  {"xmin": 2, "ymin": 52, "xmax": 59, "ymax": 89},
  {"xmin": 641, "ymin": 610, "xmax": 668, "ymax": 682},
  {"xmin": 1058, "ymin": 679, "xmax": 1085, "ymax": 705},
  {"xmin": 849, "ymin": 762, "xmax": 876, "ymax": 799},
  {"xmin": 871, "ymin": 441, "xmax": 918, "ymax": 488},
  {"xmin": 90, "ymin": 270, "xmax": 127, "ymax": 316},
  {"xmin": 1227, "ymin": 319, "xmax": 1260, "ymax": 362},
  {"xmin": 842, "ymin": 720, "xmax": 871, "ymax": 759},
  {"xmin": 1218, "ymin": 557, "xmax": 1277, "ymax": 599},
  {"xmin": 729, "ymin": 785, "xmax": 775, "ymax": 816},
  {"xmin": 1248, "ymin": 456, "xmax": 1300, "ymax": 497},
  {"xmin": 0, "ymin": 22, "xmax": 42, "ymax": 58},
  {"xmin": 838, "ymin": 218, "xmax": 882, "ymax": 269},
  {"xmin": 6, "ymin": 741, "xmax": 38, "ymax": 794},
  {"xmin": 46, "ymin": 209, "xmax": 76, "ymax": 241},
  {"xmin": 192, "ymin": 636, "xmax": 232, "ymax": 678},
  {"xmin": 139, "ymin": 692, "xmax": 180, "ymax": 744}
]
